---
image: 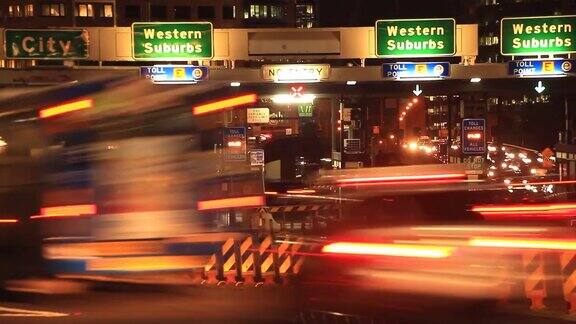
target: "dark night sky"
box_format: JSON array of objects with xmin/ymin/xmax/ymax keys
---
[{"xmin": 316, "ymin": 0, "xmax": 477, "ymax": 27}]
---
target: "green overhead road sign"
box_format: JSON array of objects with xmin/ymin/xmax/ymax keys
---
[
  {"xmin": 132, "ymin": 22, "xmax": 213, "ymax": 60},
  {"xmin": 501, "ymin": 15, "xmax": 576, "ymax": 56},
  {"xmin": 4, "ymin": 29, "xmax": 89, "ymax": 59},
  {"xmin": 375, "ymin": 18, "xmax": 456, "ymax": 57}
]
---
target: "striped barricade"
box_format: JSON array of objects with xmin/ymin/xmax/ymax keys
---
[
  {"xmin": 202, "ymin": 234, "xmax": 309, "ymax": 286},
  {"xmin": 560, "ymin": 251, "xmax": 576, "ymax": 314},
  {"xmin": 522, "ymin": 251, "xmax": 547, "ymax": 310}
]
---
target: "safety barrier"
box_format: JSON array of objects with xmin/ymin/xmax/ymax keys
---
[
  {"xmin": 494, "ymin": 249, "xmax": 576, "ymax": 317},
  {"xmin": 201, "ymin": 234, "xmax": 308, "ymax": 286}
]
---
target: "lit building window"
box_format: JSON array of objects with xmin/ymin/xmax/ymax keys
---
[
  {"xmin": 247, "ymin": 5, "xmax": 282, "ymax": 19},
  {"xmin": 101, "ymin": 4, "xmax": 113, "ymax": 17},
  {"xmin": 41, "ymin": 3, "xmax": 66, "ymax": 17},
  {"xmin": 76, "ymin": 4, "xmax": 94, "ymax": 17},
  {"xmin": 8, "ymin": 5, "xmax": 22, "ymax": 17},
  {"xmin": 24, "ymin": 4, "xmax": 34, "ymax": 17},
  {"xmin": 296, "ymin": 4, "xmax": 314, "ymax": 28}
]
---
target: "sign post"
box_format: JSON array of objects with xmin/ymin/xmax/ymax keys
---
[
  {"xmin": 132, "ymin": 22, "xmax": 213, "ymax": 60},
  {"xmin": 501, "ymin": 15, "xmax": 576, "ymax": 56},
  {"xmin": 375, "ymin": 18, "xmax": 456, "ymax": 57},
  {"xmin": 4, "ymin": 29, "xmax": 89, "ymax": 59}
]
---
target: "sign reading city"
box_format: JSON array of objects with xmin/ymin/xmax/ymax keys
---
[
  {"xmin": 132, "ymin": 22, "xmax": 213, "ymax": 60},
  {"xmin": 223, "ymin": 127, "xmax": 246, "ymax": 162},
  {"xmin": 375, "ymin": 18, "xmax": 456, "ymax": 57},
  {"xmin": 382, "ymin": 62, "xmax": 450, "ymax": 79},
  {"xmin": 4, "ymin": 29, "xmax": 89, "ymax": 59},
  {"xmin": 262, "ymin": 64, "xmax": 330, "ymax": 83},
  {"xmin": 501, "ymin": 15, "xmax": 576, "ymax": 56},
  {"xmin": 462, "ymin": 119, "xmax": 486, "ymax": 155},
  {"xmin": 508, "ymin": 59, "xmax": 576, "ymax": 77},
  {"xmin": 140, "ymin": 65, "xmax": 209, "ymax": 84}
]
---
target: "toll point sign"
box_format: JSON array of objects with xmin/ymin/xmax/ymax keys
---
[
  {"xmin": 140, "ymin": 65, "xmax": 209, "ymax": 84},
  {"xmin": 501, "ymin": 15, "xmax": 576, "ymax": 56},
  {"xmin": 4, "ymin": 29, "xmax": 89, "ymax": 59},
  {"xmin": 382, "ymin": 62, "xmax": 450, "ymax": 79},
  {"xmin": 462, "ymin": 119, "xmax": 486, "ymax": 155},
  {"xmin": 375, "ymin": 18, "xmax": 456, "ymax": 57},
  {"xmin": 508, "ymin": 59, "xmax": 576, "ymax": 77},
  {"xmin": 132, "ymin": 22, "xmax": 213, "ymax": 60}
]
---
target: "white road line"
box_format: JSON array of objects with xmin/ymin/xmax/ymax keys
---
[{"xmin": 0, "ymin": 306, "xmax": 69, "ymax": 317}]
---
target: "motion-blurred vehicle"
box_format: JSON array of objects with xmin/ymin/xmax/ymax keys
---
[{"xmin": 0, "ymin": 77, "xmax": 266, "ymax": 283}]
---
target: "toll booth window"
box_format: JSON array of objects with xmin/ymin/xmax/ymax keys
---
[
  {"xmin": 124, "ymin": 5, "xmax": 140, "ymax": 19},
  {"xmin": 198, "ymin": 6, "xmax": 215, "ymax": 19},
  {"xmin": 223, "ymin": 5, "xmax": 235, "ymax": 20},
  {"xmin": 24, "ymin": 4, "xmax": 34, "ymax": 17},
  {"xmin": 75, "ymin": 4, "xmax": 94, "ymax": 17},
  {"xmin": 174, "ymin": 6, "xmax": 191, "ymax": 19},
  {"xmin": 101, "ymin": 4, "xmax": 113, "ymax": 17},
  {"xmin": 41, "ymin": 3, "xmax": 66, "ymax": 17},
  {"xmin": 8, "ymin": 5, "xmax": 22, "ymax": 17},
  {"xmin": 150, "ymin": 5, "xmax": 167, "ymax": 20}
]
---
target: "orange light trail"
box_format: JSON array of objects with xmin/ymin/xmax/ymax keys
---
[
  {"xmin": 336, "ymin": 173, "xmax": 467, "ymax": 186},
  {"xmin": 192, "ymin": 94, "xmax": 257, "ymax": 115},
  {"xmin": 322, "ymin": 242, "xmax": 454, "ymax": 258},
  {"xmin": 472, "ymin": 203, "xmax": 576, "ymax": 220},
  {"xmin": 32, "ymin": 204, "xmax": 97, "ymax": 219},
  {"xmin": 470, "ymin": 237, "xmax": 576, "ymax": 251},
  {"xmin": 197, "ymin": 195, "xmax": 265, "ymax": 211},
  {"xmin": 0, "ymin": 219, "xmax": 18, "ymax": 223},
  {"xmin": 39, "ymin": 98, "xmax": 94, "ymax": 118},
  {"xmin": 286, "ymin": 189, "xmax": 316, "ymax": 194}
]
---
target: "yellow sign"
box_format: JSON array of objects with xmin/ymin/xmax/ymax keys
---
[{"xmin": 262, "ymin": 64, "xmax": 330, "ymax": 82}]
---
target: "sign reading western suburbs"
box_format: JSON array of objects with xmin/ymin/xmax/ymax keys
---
[
  {"xmin": 140, "ymin": 65, "xmax": 209, "ymax": 84},
  {"xmin": 375, "ymin": 18, "xmax": 456, "ymax": 57},
  {"xmin": 382, "ymin": 62, "xmax": 450, "ymax": 79},
  {"xmin": 262, "ymin": 64, "xmax": 330, "ymax": 82},
  {"xmin": 501, "ymin": 15, "xmax": 576, "ymax": 56},
  {"xmin": 508, "ymin": 59, "xmax": 576, "ymax": 77},
  {"xmin": 462, "ymin": 119, "xmax": 486, "ymax": 155},
  {"xmin": 4, "ymin": 29, "xmax": 89, "ymax": 59},
  {"xmin": 132, "ymin": 22, "xmax": 213, "ymax": 60}
]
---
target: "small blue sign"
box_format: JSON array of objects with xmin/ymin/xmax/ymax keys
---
[
  {"xmin": 508, "ymin": 59, "xmax": 576, "ymax": 77},
  {"xmin": 462, "ymin": 119, "xmax": 486, "ymax": 155},
  {"xmin": 382, "ymin": 62, "xmax": 450, "ymax": 79},
  {"xmin": 139, "ymin": 65, "xmax": 209, "ymax": 84}
]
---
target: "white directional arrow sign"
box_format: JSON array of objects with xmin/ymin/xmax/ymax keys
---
[
  {"xmin": 534, "ymin": 81, "xmax": 546, "ymax": 94},
  {"xmin": 413, "ymin": 84, "xmax": 423, "ymax": 96}
]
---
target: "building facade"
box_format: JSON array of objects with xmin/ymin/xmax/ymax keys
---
[{"xmin": 0, "ymin": 0, "xmax": 318, "ymax": 29}]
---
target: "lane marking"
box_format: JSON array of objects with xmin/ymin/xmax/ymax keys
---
[{"xmin": 0, "ymin": 306, "xmax": 69, "ymax": 317}]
